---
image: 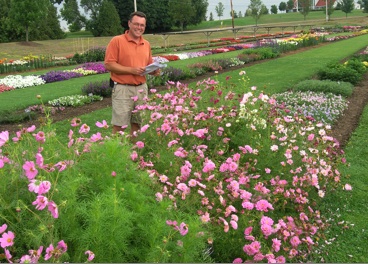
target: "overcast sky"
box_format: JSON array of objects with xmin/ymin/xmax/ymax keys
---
[
  {"xmin": 207, "ymin": 0, "xmax": 287, "ymax": 19},
  {"xmin": 56, "ymin": 0, "xmax": 286, "ymax": 30}
]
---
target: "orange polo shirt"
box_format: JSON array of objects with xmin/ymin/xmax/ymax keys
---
[{"xmin": 104, "ymin": 30, "xmax": 153, "ymax": 85}]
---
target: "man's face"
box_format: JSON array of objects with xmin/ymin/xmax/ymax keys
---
[{"xmin": 128, "ymin": 16, "xmax": 146, "ymax": 38}]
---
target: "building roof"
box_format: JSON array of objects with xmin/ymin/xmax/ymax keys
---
[{"xmin": 315, "ymin": 0, "xmax": 336, "ymax": 7}]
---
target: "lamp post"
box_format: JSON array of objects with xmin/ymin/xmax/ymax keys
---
[
  {"xmin": 134, "ymin": 0, "xmax": 137, "ymax": 11},
  {"xmin": 230, "ymin": 0, "xmax": 235, "ymax": 29},
  {"xmin": 325, "ymin": 0, "xmax": 328, "ymax": 21}
]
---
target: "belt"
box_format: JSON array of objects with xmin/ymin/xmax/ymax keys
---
[{"xmin": 117, "ymin": 83, "xmax": 145, "ymax": 87}]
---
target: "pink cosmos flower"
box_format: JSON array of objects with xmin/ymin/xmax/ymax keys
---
[
  {"xmin": 155, "ymin": 192, "xmax": 163, "ymax": 202},
  {"xmin": 23, "ymin": 161, "xmax": 38, "ymax": 180},
  {"xmin": 344, "ymin": 183, "xmax": 352, "ymax": 191},
  {"xmin": 260, "ymin": 224, "xmax": 273, "ymax": 236},
  {"xmin": 201, "ymin": 212, "xmax": 210, "ymax": 223},
  {"xmin": 70, "ymin": 118, "xmax": 81, "ymax": 127},
  {"xmin": 0, "ymin": 131, "xmax": 9, "ymax": 147},
  {"xmin": 140, "ymin": 124, "xmax": 149, "ymax": 132},
  {"xmin": 34, "ymin": 131, "xmax": 45, "ymax": 143},
  {"xmin": 35, "ymin": 153, "xmax": 44, "ymax": 168},
  {"xmin": 242, "ymin": 201, "xmax": 254, "ymax": 210},
  {"xmin": 307, "ymin": 133, "xmax": 315, "ymax": 141},
  {"xmin": 90, "ymin": 132, "xmax": 102, "ymax": 142},
  {"xmin": 244, "ymin": 226, "xmax": 253, "ymax": 236},
  {"xmin": 4, "ymin": 248, "xmax": 12, "ymax": 262},
  {"xmin": 290, "ymin": 236, "xmax": 301, "ymax": 247},
  {"xmin": 272, "ymin": 238, "xmax": 281, "ymax": 252},
  {"xmin": 0, "ymin": 224, "xmax": 7, "ymax": 234},
  {"xmin": 85, "ymin": 250, "xmax": 95, "ymax": 262},
  {"xmin": 243, "ymin": 241, "xmax": 261, "ymax": 256},
  {"xmin": 44, "ymin": 244, "xmax": 54, "ymax": 260},
  {"xmin": 111, "ymin": 171, "xmax": 117, "ymax": 177},
  {"xmin": 136, "ymin": 141, "xmax": 144, "ymax": 149},
  {"xmin": 48, "ymin": 201, "xmax": 59, "ymax": 218},
  {"xmin": 28, "ymin": 246, "xmax": 43, "ymax": 263},
  {"xmin": 79, "ymin": 124, "xmax": 90, "ymax": 134},
  {"xmin": 179, "ymin": 222, "xmax": 188, "ymax": 236},
  {"xmin": 32, "ymin": 195, "xmax": 48, "ymax": 210},
  {"xmin": 96, "ymin": 120, "xmax": 109, "ymax": 129},
  {"xmin": 233, "ymin": 258, "xmax": 243, "ymax": 263},
  {"xmin": 20, "ymin": 255, "xmax": 31, "ymax": 263},
  {"xmin": 130, "ymin": 151, "xmax": 138, "ymax": 161},
  {"xmin": 202, "ymin": 158, "xmax": 216, "ymax": 173},
  {"xmin": 0, "ymin": 231, "xmax": 15, "ymax": 248},
  {"xmin": 255, "ymin": 199, "xmax": 274, "ymax": 212}
]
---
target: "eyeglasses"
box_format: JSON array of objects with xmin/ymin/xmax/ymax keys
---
[{"xmin": 131, "ymin": 22, "xmax": 146, "ymax": 28}]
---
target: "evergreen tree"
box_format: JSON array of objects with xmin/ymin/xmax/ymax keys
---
[
  {"xmin": 93, "ymin": 0, "xmax": 123, "ymax": 36},
  {"xmin": 209, "ymin": 12, "xmax": 214, "ymax": 21},
  {"xmin": 287, "ymin": 0, "xmax": 295, "ymax": 11}
]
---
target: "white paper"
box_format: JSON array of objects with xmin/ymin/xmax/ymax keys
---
[{"xmin": 141, "ymin": 61, "xmax": 167, "ymax": 75}]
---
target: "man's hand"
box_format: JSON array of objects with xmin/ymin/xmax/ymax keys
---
[
  {"xmin": 150, "ymin": 69, "xmax": 161, "ymax": 76},
  {"xmin": 132, "ymin": 67, "xmax": 146, "ymax": 76}
]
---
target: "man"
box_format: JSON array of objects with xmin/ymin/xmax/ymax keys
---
[{"xmin": 104, "ymin": 11, "xmax": 160, "ymax": 136}]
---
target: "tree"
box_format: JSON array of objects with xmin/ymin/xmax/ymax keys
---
[
  {"xmin": 363, "ymin": 0, "xmax": 368, "ymax": 12},
  {"xmin": 340, "ymin": 0, "xmax": 355, "ymax": 16},
  {"xmin": 60, "ymin": 0, "xmax": 85, "ymax": 32},
  {"xmin": 92, "ymin": 0, "xmax": 123, "ymax": 36},
  {"xmin": 271, "ymin": 4, "xmax": 278, "ymax": 13},
  {"xmin": 215, "ymin": 2, "xmax": 225, "ymax": 20},
  {"xmin": 9, "ymin": 0, "xmax": 49, "ymax": 42},
  {"xmin": 248, "ymin": 0, "xmax": 266, "ymax": 25},
  {"xmin": 287, "ymin": 0, "xmax": 295, "ymax": 11},
  {"xmin": 168, "ymin": 0, "xmax": 194, "ymax": 32},
  {"xmin": 238, "ymin": 11, "xmax": 243, "ymax": 17},
  {"xmin": 209, "ymin": 12, "xmax": 214, "ymax": 21},
  {"xmin": 279, "ymin": 1, "xmax": 287, "ymax": 12},
  {"xmin": 231, "ymin": 10, "xmax": 238, "ymax": 18},
  {"xmin": 299, "ymin": 0, "xmax": 311, "ymax": 19}
]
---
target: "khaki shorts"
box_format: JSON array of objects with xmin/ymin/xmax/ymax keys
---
[{"xmin": 111, "ymin": 83, "xmax": 148, "ymax": 127}]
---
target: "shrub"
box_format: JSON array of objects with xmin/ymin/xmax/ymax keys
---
[
  {"xmin": 81, "ymin": 80, "xmax": 112, "ymax": 97},
  {"xmin": 0, "ymin": 109, "xmax": 36, "ymax": 124},
  {"xmin": 72, "ymin": 46, "xmax": 106, "ymax": 63},
  {"xmin": 293, "ymin": 79, "xmax": 354, "ymax": 97},
  {"xmin": 344, "ymin": 58, "xmax": 367, "ymax": 74},
  {"xmin": 240, "ymin": 47, "xmax": 280, "ymax": 60},
  {"xmin": 162, "ymin": 66, "xmax": 189, "ymax": 82},
  {"xmin": 317, "ymin": 63, "xmax": 362, "ymax": 85}
]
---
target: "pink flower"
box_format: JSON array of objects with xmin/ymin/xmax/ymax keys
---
[
  {"xmin": 201, "ymin": 212, "xmax": 210, "ymax": 223},
  {"xmin": 90, "ymin": 132, "xmax": 102, "ymax": 142},
  {"xmin": 23, "ymin": 161, "xmax": 38, "ymax": 180},
  {"xmin": 130, "ymin": 151, "xmax": 138, "ymax": 161},
  {"xmin": 136, "ymin": 141, "xmax": 144, "ymax": 149},
  {"xmin": 32, "ymin": 195, "xmax": 48, "ymax": 210},
  {"xmin": 20, "ymin": 255, "xmax": 31, "ymax": 263},
  {"xmin": 260, "ymin": 224, "xmax": 273, "ymax": 236},
  {"xmin": 0, "ymin": 131, "xmax": 9, "ymax": 147},
  {"xmin": 70, "ymin": 118, "xmax": 81, "ymax": 127},
  {"xmin": 27, "ymin": 125, "xmax": 36, "ymax": 132},
  {"xmin": 96, "ymin": 120, "xmax": 109, "ymax": 129},
  {"xmin": 272, "ymin": 238, "xmax": 281, "ymax": 252},
  {"xmin": 44, "ymin": 244, "xmax": 54, "ymax": 260},
  {"xmin": 233, "ymin": 258, "xmax": 243, "ymax": 263},
  {"xmin": 179, "ymin": 222, "xmax": 188, "ymax": 236},
  {"xmin": 34, "ymin": 131, "xmax": 45, "ymax": 143},
  {"xmin": 290, "ymin": 236, "xmax": 301, "ymax": 248},
  {"xmin": 260, "ymin": 216, "xmax": 274, "ymax": 226},
  {"xmin": 0, "ymin": 231, "xmax": 15, "ymax": 248},
  {"xmin": 344, "ymin": 183, "xmax": 352, "ymax": 191},
  {"xmin": 0, "ymin": 224, "xmax": 7, "ymax": 234},
  {"xmin": 85, "ymin": 250, "xmax": 95, "ymax": 261},
  {"xmin": 255, "ymin": 199, "xmax": 274, "ymax": 212},
  {"xmin": 242, "ymin": 201, "xmax": 254, "ymax": 210},
  {"xmin": 244, "ymin": 226, "xmax": 253, "ymax": 236},
  {"xmin": 243, "ymin": 241, "xmax": 261, "ymax": 256},
  {"xmin": 202, "ymin": 158, "xmax": 216, "ymax": 173},
  {"xmin": 79, "ymin": 124, "xmax": 90, "ymax": 134},
  {"xmin": 48, "ymin": 201, "xmax": 59, "ymax": 218},
  {"xmin": 4, "ymin": 248, "xmax": 12, "ymax": 262},
  {"xmin": 140, "ymin": 124, "xmax": 149, "ymax": 132},
  {"xmin": 307, "ymin": 134, "xmax": 315, "ymax": 141}
]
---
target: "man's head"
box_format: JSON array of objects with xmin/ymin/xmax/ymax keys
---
[{"xmin": 128, "ymin": 11, "xmax": 147, "ymax": 39}]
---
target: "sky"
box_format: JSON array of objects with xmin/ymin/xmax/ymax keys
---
[
  {"xmin": 56, "ymin": 0, "xmax": 285, "ymax": 30},
  {"xmin": 206, "ymin": 0, "xmax": 285, "ymax": 19}
]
